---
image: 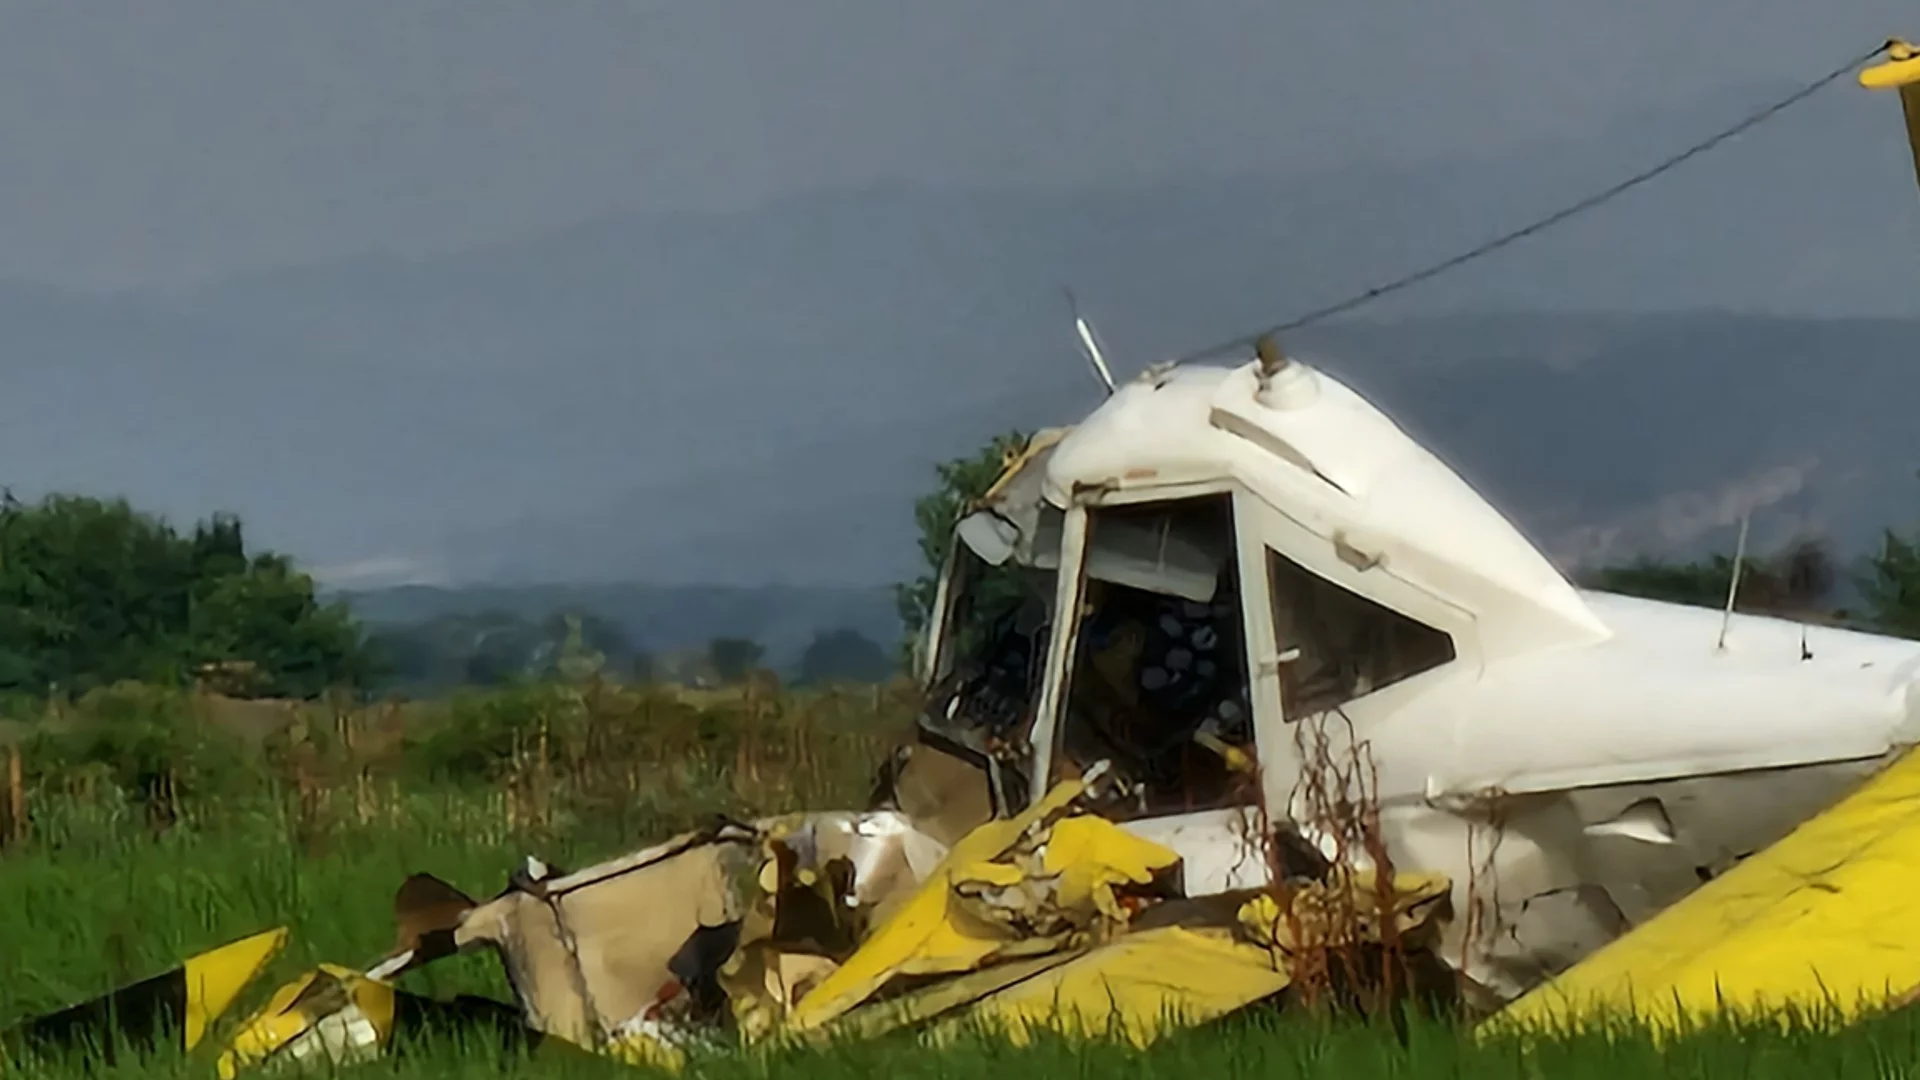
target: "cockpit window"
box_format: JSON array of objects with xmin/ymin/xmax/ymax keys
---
[
  {"xmin": 1051, "ymin": 494, "xmax": 1258, "ymax": 821},
  {"xmin": 1266, "ymin": 547, "xmax": 1455, "ymax": 720}
]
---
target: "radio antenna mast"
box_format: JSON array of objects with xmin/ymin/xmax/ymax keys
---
[
  {"xmin": 1065, "ymin": 288, "xmax": 1116, "ymax": 395},
  {"xmin": 1717, "ymin": 512, "xmax": 1752, "ymax": 653}
]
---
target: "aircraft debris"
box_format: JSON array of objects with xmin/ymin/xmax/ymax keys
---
[
  {"xmin": 10, "ymin": 36, "xmax": 1920, "ymax": 1072},
  {"xmin": 1, "ymin": 928, "xmax": 286, "ymax": 1063}
]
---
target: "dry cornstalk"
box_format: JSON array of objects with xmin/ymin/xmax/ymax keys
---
[{"xmin": 4, "ymin": 744, "xmax": 24, "ymax": 847}]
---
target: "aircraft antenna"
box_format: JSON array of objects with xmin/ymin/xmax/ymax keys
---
[
  {"xmin": 1717, "ymin": 512, "xmax": 1752, "ymax": 652},
  {"xmin": 1065, "ymin": 288, "xmax": 1116, "ymax": 395}
]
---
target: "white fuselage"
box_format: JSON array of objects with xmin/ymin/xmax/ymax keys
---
[{"xmin": 939, "ymin": 356, "xmax": 1920, "ymax": 1000}]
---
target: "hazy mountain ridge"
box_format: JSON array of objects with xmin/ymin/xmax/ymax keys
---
[
  {"xmin": 3, "ymin": 75, "xmax": 1917, "ymax": 590},
  {"xmin": 330, "ymin": 581, "xmax": 902, "ymax": 672}
]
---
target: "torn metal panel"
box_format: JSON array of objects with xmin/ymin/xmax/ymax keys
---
[
  {"xmin": 784, "ymin": 795, "xmax": 1449, "ymax": 1051},
  {"xmin": 960, "ymin": 428, "xmax": 1071, "ymax": 569},
  {"xmin": 390, "ymin": 809, "xmax": 946, "ymax": 1055},
  {"xmin": 1494, "ymin": 886, "xmax": 1631, "ymax": 993},
  {"xmin": 1561, "ymin": 757, "xmax": 1892, "ymax": 924},
  {"xmin": 214, "ymin": 964, "xmax": 562, "ymax": 1079},
  {"xmin": 758, "ymin": 810, "xmax": 949, "ymax": 912},
  {"xmin": 711, "ymin": 810, "xmax": 950, "ymax": 1040},
  {"xmin": 1336, "ymin": 801, "xmax": 1603, "ymax": 1002},
  {"xmin": 785, "ymin": 777, "xmax": 1179, "ymax": 1032},
  {"xmin": 449, "ymin": 824, "xmax": 763, "ymax": 1046},
  {"xmin": 913, "ymin": 870, "xmax": 1444, "ymax": 1050},
  {"xmin": 1373, "ymin": 753, "xmax": 1900, "ymax": 1003},
  {"xmin": 976, "ymin": 429, "xmax": 1071, "ymax": 511},
  {"xmin": 869, "ymin": 741, "xmax": 997, "ymax": 848}
]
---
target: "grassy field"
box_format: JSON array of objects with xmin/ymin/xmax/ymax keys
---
[{"xmin": 4, "ymin": 680, "xmax": 1920, "ymax": 1077}]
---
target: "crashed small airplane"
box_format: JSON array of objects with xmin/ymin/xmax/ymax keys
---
[{"xmin": 10, "ymin": 37, "xmax": 1920, "ymax": 1076}]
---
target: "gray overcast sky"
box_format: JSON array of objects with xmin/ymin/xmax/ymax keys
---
[
  {"xmin": 5, "ymin": 1, "xmax": 1920, "ymax": 593},
  {"xmin": 1, "ymin": 0, "xmax": 1914, "ymax": 291}
]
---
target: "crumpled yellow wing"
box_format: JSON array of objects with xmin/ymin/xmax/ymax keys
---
[{"xmin": 931, "ymin": 926, "xmax": 1291, "ymax": 1049}]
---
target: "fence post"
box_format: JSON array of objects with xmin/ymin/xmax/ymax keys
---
[{"xmin": 5, "ymin": 744, "xmax": 24, "ymax": 846}]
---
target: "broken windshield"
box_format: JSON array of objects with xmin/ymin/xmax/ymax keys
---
[
  {"xmin": 1051, "ymin": 493, "xmax": 1258, "ymax": 821},
  {"xmin": 922, "ymin": 436, "xmax": 1065, "ymax": 747},
  {"xmin": 931, "ymin": 512, "xmax": 1059, "ymax": 742}
]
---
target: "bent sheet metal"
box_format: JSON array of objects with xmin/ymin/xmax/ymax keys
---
[
  {"xmin": 1492, "ymin": 746, "xmax": 1920, "ymax": 1035},
  {"xmin": 185, "ymin": 774, "xmax": 1454, "ymax": 1076},
  {"xmin": 212, "ymin": 962, "xmax": 594, "ymax": 1078},
  {"xmin": 900, "ymin": 868, "xmax": 1448, "ymax": 1052}
]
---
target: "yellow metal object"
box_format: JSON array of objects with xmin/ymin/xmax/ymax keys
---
[
  {"xmin": 183, "ymin": 927, "xmax": 291, "ymax": 1052},
  {"xmin": 1039, "ymin": 815, "xmax": 1173, "ymax": 919},
  {"xmin": 814, "ymin": 951, "xmax": 1086, "ymax": 1045},
  {"xmin": 0, "ymin": 926, "xmax": 286, "ymax": 1069},
  {"xmin": 812, "ymin": 864, "xmax": 1453, "ymax": 1051},
  {"xmin": 786, "ymin": 780, "xmax": 1179, "ymax": 1031},
  {"xmin": 930, "ymin": 926, "xmax": 1292, "ymax": 1049},
  {"xmin": 1495, "ymin": 749, "xmax": 1920, "ymax": 1035},
  {"xmin": 216, "ymin": 965, "xmax": 397, "ymax": 1079},
  {"xmin": 906, "ymin": 873, "xmax": 1448, "ymax": 1051},
  {"xmin": 217, "ymin": 972, "xmax": 317, "ymax": 1079},
  {"xmin": 1861, "ymin": 40, "xmax": 1920, "ymax": 195},
  {"xmin": 975, "ymin": 428, "xmax": 1070, "ymax": 508},
  {"xmin": 1860, "ymin": 40, "xmax": 1920, "ymax": 90},
  {"xmin": 1195, "ymin": 730, "xmax": 1256, "ymax": 774}
]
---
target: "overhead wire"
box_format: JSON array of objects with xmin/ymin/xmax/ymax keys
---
[{"xmin": 1175, "ymin": 41, "xmax": 1898, "ymax": 364}]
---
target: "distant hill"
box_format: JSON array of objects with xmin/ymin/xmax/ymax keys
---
[
  {"xmin": 330, "ymin": 582, "xmax": 902, "ymax": 674},
  {"xmin": 321, "ymin": 309, "xmax": 1920, "ymax": 677}
]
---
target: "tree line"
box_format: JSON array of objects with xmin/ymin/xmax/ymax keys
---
[
  {"xmin": 1582, "ymin": 532, "xmax": 1920, "ymax": 634},
  {"xmin": 364, "ymin": 614, "xmax": 893, "ymax": 694},
  {"xmin": 0, "ymin": 490, "xmax": 370, "ymax": 698},
  {"xmin": 0, "ymin": 490, "xmax": 896, "ymax": 699}
]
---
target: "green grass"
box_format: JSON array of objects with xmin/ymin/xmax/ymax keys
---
[{"xmin": 6, "ymin": 683, "xmax": 1920, "ymax": 1076}]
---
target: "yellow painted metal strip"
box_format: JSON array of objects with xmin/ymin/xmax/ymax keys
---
[{"xmin": 182, "ymin": 927, "xmax": 290, "ymax": 1051}]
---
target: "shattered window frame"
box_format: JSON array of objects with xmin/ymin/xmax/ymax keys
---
[{"xmin": 927, "ymin": 520, "xmax": 1062, "ymax": 742}]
